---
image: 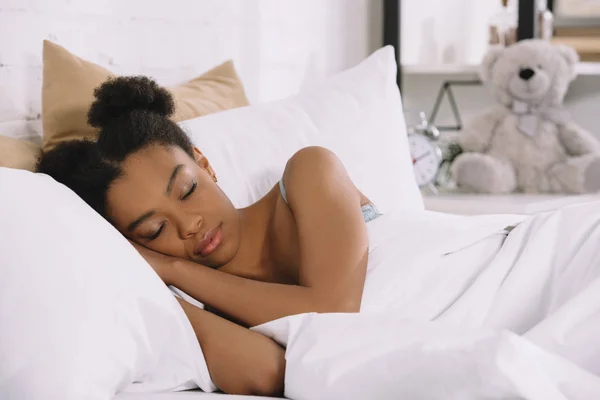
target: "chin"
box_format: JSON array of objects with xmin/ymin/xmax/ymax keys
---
[
  {"xmin": 197, "ymin": 245, "xmax": 236, "ymax": 269},
  {"xmin": 190, "ymin": 253, "xmax": 221, "ymax": 268}
]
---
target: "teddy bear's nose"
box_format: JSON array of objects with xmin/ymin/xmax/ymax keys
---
[{"xmin": 519, "ymin": 68, "xmax": 536, "ymax": 81}]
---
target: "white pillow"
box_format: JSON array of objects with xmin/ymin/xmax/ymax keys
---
[
  {"xmin": 180, "ymin": 46, "xmax": 423, "ymax": 214},
  {"xmin": 0, "ymin": 168, "xmax": 215, "ymax": 400}
]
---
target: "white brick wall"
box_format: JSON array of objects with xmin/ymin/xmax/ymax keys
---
[{"xmin": 0, "ymin": 0, "xmax": 383, "ymax": 141}]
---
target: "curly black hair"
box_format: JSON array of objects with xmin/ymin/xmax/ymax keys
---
[{"xmin": 36, "ymin": 76, "xmax": 195, "ymax": 218}]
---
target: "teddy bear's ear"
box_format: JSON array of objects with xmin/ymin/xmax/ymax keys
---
[
  {"xmin": 556, "ymin": 44, "xmax": 579, "ymax": 80},
  {"xmin": 479, "ymin": 46, "xmax": 504, "ymax": 83}
]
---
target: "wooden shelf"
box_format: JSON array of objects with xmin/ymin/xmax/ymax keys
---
[{"xmin": 403, "ymin": 62, "xmax": 600, "ymax": 76}]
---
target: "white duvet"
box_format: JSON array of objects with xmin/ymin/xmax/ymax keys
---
[{"xmin": 249, "ymin": 202, "xmax": 600, "ymax": 400}]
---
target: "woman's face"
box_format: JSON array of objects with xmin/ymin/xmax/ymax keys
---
[{"xmin": 106, "ymin": 144, "xmax": 240, "ymax": 269}]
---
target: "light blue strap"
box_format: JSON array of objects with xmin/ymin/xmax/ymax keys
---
[
  {"xmin": 361, "ymin": 203, "xmax": 383, "ymax": 223},
  {"xmin": 280, "ymin": 179, "xmax": 381, "ymax": 222},
  {"xmin": 279, "ymin": 179, "xmax": 288, "ymax": 204}
]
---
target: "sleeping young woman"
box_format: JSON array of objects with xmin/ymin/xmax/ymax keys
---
[{"xmin": 36, "ymin": 76, "xmax": 383, "ymax": 397}]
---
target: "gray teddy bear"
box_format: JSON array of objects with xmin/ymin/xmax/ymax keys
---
[{"xmin": 452, "ymin": 39, "xmax": 600, "ymax": 194}]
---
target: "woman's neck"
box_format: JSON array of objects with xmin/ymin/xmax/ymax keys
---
[{"xmin": 219, "ymin": 188, "xmax": 279, "ymax": 280}]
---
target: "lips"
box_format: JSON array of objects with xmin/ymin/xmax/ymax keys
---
[{"xmin": 194, "ymin": 224, "xmax": 223, "ymax": 257}]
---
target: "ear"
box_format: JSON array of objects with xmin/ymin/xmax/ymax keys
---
[
  {"xmin": 555, "ymin": 44, "xmax": 579, "ymax": 80},
  {"xmin": 193, "ymin": 147, "xmax": 218, "ymax": 182},
  {"xmin": 479, "ymin": 46, "xmax": 504, "ymax": 83}
]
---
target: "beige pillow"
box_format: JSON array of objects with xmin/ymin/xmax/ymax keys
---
[
  {"xmin": 42, "ymin": 40, "xmax": 249, "ymax": 150},
  {"xmin": 0, "ymin": 136, "xmax": 42, "ymax": 171}
]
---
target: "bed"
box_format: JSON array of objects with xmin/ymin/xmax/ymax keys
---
[{"xmin": 110, "ymin": 203, "xmax": 600, "ymax": 400}]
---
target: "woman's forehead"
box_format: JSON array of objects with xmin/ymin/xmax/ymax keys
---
[
  {"xmin": 120, "ymin": 146, "xmax": 188, "ymax": 178},
  {"xmin": 107, "ymin": 147, "xmax": 188, "ymax": 208},
  {"xmin": 126, "ymin": 145, "xmax": 179, "ymax": 167}
]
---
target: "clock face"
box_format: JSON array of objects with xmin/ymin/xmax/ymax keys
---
[{"xmin": 408, "ymin": 134, "xmax": 441, "ymax": 187}]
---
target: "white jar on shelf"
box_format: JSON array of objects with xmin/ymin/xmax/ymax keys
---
[
  {"xmin": 487, "ymin": 0, "xmax": 517, "ymax": 47},
  {"xmin": 538, "ymin": 0, "xmax": 554, "ymax": 41}
]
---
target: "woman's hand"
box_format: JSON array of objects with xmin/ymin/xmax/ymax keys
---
[{"xmin": 130, "ymin": 241, "xmax": 177, "ymax": 285}]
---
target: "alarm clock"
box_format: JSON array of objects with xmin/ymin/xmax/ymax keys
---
[{"xmin": 407, "ymin": 112, "xmax": 442, "ymax": 193}]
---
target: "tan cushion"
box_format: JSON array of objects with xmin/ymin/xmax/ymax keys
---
[
  {"xmin": 42, "ymin": 40, "xmax": 249, "ymax": 150},
  {"xmin": 0, "ymin": 136, "xmax": 42, "ymax": 171}
]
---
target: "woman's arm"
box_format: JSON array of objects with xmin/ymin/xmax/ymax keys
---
[
  {"xmin": 166, "ymin": 147, "xmax": 369, "ymax": 327},
  {"xmin": 176, "ymin": 298, "xmax": 285, "ymax": 396}
]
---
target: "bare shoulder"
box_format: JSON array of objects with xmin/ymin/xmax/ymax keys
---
[
  {"xmin": 282, "ymin": 146, "xmax": 365, "ymax": 206},
  {"xmin": 282, "ymin": 146, "xmax": 343, "ymax": 184}
]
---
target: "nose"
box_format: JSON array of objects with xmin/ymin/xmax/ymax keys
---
[
  {"xmin": 179, "ymin": 215, "xmax": 203, "ymax": 239},
  {"xmin": 519, "ymin": 68, "xmax": 535, "ymax": 81}
]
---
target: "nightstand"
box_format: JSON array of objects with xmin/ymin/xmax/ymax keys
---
[{"xmin": 423, "ymin": 193, "xmax": 600, "ymax": 216}]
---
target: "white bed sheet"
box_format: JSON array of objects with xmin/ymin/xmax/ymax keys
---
[{"xmin": 249, "ymin": 203, "xmax": 600, "ymax": 399}]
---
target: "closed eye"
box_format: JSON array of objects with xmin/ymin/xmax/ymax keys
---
[
  {"xmin": 182, "ymin": 182, "xmax": 197, "ymax": 200},
  {"xmin": 144, "ymin": 223, "xmax": 165, "ymax": 241}
]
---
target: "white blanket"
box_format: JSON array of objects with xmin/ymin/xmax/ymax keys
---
[{"xmin": 252, "ymin": 203, "xmax": 600, "ymax": 400}]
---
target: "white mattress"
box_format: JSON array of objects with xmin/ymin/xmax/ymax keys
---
[{"xmin": 114, "ymin": 392, "xmax": 279, "ymax": 399}]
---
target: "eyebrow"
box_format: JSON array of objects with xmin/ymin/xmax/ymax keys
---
[
  {"xmin": 166, "ymin": 164, "xmax": 184, "ymax": 195},
  {"xmin": 127, "ymin": 210, "xmax": 156, "ymax": 233}
]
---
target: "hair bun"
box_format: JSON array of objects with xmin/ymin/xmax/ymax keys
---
[{"xmin": 87, "ymin": 76, "xmax": 175, "ymax": 129}]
